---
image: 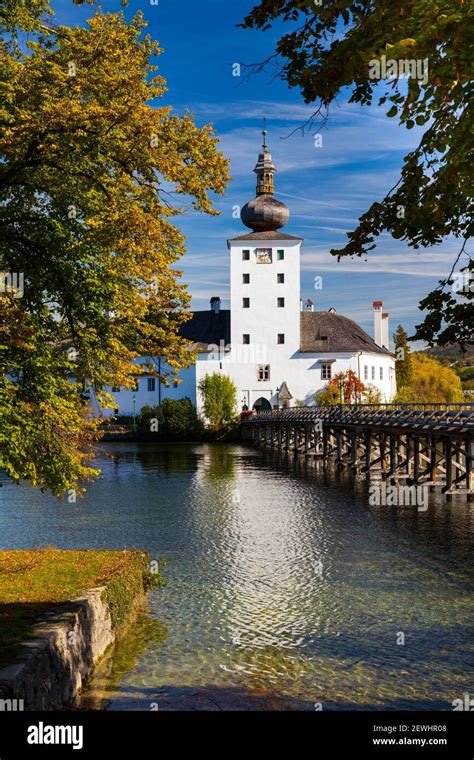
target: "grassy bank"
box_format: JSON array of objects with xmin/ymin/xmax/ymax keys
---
[{"xmin": 0, "ymin": 548, "xmax": 162, "ymax": 670}]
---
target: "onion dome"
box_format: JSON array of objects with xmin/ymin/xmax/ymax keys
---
[{"xmin": 240, "ymin": 126, "xmax": 290, "ymax": 233}]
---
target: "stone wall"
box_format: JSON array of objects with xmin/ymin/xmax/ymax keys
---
[{"xmin": 0, "ymin": 584, "xmax": 145, "ymax": 710}]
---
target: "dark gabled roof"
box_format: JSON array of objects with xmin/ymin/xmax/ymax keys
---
[
  {"xmin": 227, "ymin": 231, "xmax": 302, "ymax": 244},
  {"xmin": 300, "ymin": 311, "xmax": 392, "ymax": 355},
  {"xmin": 180, "ymin": 309, "xmax": 230, "ymax": 352},
  {"xmin": 179, "ymin": 308, "xmax": 390, "ymax": 355}
]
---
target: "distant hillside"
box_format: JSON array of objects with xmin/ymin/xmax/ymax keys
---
[{"xmin": 425, "ymin": 343, "xmax": 474, "ymax": 361}]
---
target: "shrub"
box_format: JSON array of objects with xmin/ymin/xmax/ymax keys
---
[{"xmin": 138, "ymin": 398, "xmax": 204, "ymax": 439}]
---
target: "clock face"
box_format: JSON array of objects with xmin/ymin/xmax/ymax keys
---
[{"xmin": 256, "ymin": 248, "xmax": 272, "ymax": 264}]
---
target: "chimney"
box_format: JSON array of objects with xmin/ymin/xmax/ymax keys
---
[
  {"xmin": 306, "ymin": 298, "xmax": 314, "ymax": 312},
  {"xmin": 381, "ymin": 312, "xmax": 390, "ymax": 349},
  {"xmin": 373, "ymin": 301, "xmax": 383, "ymax": 347},
  {"xmin": 210, "ymin": 296, "xmax": 221, "ymax": 314},
  {"xmin": 300, "ymin": 297, "xmax": 304, "ymax": 312}
]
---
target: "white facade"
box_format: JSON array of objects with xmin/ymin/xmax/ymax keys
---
[{"xmin": 92, "ymin": 133, "xmax": 396, "ymax": 418}]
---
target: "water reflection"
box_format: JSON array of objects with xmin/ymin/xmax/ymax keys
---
[{"xmin": 0, "ymin": 443, "xmax": 472, "ymax": 710}]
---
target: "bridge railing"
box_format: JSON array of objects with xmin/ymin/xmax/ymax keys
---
[{"xmin": 247, "ymin": 403, "xmax": 474, "ymax": 431}]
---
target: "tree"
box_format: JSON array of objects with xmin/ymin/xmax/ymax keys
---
[
  {"xmin": 197, "ymin": 373, "xmax": 237, "ymax": 427},
  {"xmin": 393, "ymin": 324, "xmax": 413, "ymax": 390},
  {"xmin": 395, "ymin": 353, "xmax": 463, "ymax": 403},
  {"xmin": 0, "ymin": 2, "xmax": 229, "ymax": 495},
  {"xmin": 240, "ymin": 1, "xmax": 473, "ymax": 348},
  {"xmin": 315, "ymin": 370, "xmax": 365, "ymax": 405}
]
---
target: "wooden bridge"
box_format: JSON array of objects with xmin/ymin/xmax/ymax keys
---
[{"xmin": 244, "ymin": 404, "xmax": 474, "ymax": 500}]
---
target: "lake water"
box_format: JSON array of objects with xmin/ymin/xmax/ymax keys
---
[{"xmin": 0, "ymin": 443, "xmax": 472, "ymax": 710}]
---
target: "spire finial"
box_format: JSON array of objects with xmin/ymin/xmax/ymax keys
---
[{"xmin": 262, "ymin": 118, "xmax": 267, "ymax": 149}]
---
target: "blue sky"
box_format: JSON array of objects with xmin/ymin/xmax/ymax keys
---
[{"xmin": 51, "ymin": 0, "xmax": 459, "ymax": 343}]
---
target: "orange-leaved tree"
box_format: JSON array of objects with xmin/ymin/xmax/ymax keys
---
[{"xmin": 315, "ymin": 370, "xmax": 366, "ymax": 405}]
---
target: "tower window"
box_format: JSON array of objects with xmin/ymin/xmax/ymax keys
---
[
  {"xmin": 147, "ymin": 377, "xmax": 156, "ymax": 392},
  {"xmin": 277, "ymin": 334, "xmax": 285, "ymax": 344},
  {"xmin": 242, "ymin": 297, "xmax": 250, "ymax": 308},
  {"xmin": 242, "ymin": 250, "xmax": 250, "ymax": 261},
  {"xmin": 243, "ymin": 273, "xmax": 250, "ymax": 284},
  {"xmin": 277, "ymin": 273, "xmax": 285, "ymax": 284},
  {"xmin": 321, "ymin": 363, "xmax": 332, "ymax": 380},
  {"xmin": 243, "ymin": 334, "xmax": 250, "ymax": 345},
  {"xmin": 277, "ymin": 297, "xmax": 285, "ymax": 308},
  {"xmin": 257, "ymin": 365, "xmax": 271, "ymax": 382},
  {"xmin": 277, "ymin": 250, "xmax": 284, "ymax": 261}
]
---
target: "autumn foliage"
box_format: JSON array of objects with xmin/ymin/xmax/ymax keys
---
[
  {"xmin": 0, "ymin": 3, "xmax": 230, "ymax": 495},
  {"xmin": 315, "ymin": 370, "xmax": 369, "ymax": 405}
]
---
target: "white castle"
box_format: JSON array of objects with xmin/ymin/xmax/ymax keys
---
[{"xmin": 97, "ymin": 130, "xmax": 396, "ymax": 417}]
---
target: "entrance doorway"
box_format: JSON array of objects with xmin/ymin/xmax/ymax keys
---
[{"xmin": 253, "ymin": 397, "xmax": 272, "ymax": 413}]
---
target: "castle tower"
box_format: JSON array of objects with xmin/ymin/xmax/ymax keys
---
[{"xmin": 226, "ymin": 127, "xmax": 303, "ymax": 410}]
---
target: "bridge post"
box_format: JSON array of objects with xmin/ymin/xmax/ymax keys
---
[
  {"xmin": 380, "ymin": 434, "xmax": 387, "ymax": 476},
  {"xmin": 389, "ymin": 436, "xmax": 397, "ymax": 478},
  {"xmin": 350, "ymin": 431, "xmax": 358, "ymax": 469},
  {"xmin": 430, "ymin": 436, "xmax": 437, "ymax": 483},
  {"xmin": 467, "ymin": 437, "xmax": 473, "ymax": 502},
  {"xmin": 405, "ymin": 434, "xmax": 411, "ymax": 478},
  {"xmin": 365, "ymin": 431, "xmax": 372, "ymax": 472},
  {"xmin": 445, "ymin": 439, "xmax": 453, "ymax": 497},
  {"xmin": 413, "ymin": 437, "xmax": 420, "ymax": 482}
]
